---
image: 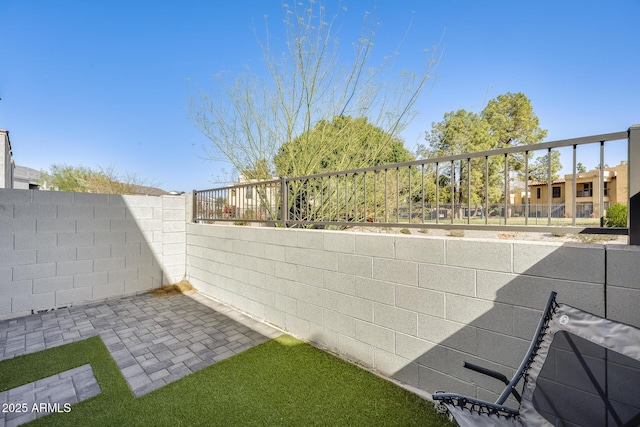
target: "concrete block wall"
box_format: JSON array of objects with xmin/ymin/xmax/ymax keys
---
[
  {"xmin": 184, "ymin": 224, "xmax": 635, "ymax": 399},
  {"xmin": 606, "ymin": 245, "xmax": 640, "ymax": 326},
  {"xmin": 0, "ymin": 189, "xmax": 186, "ymax": 319}
]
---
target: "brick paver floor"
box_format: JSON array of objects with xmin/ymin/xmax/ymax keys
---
[
  {"xmin": 0, "ymin": 364, "xmax": 101, "ymax": 427},
  {"xmin": 0, "ymin": 291, "xmax": 281, "ymax": 426}
]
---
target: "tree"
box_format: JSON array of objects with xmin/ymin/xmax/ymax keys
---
[
  {"xmin": 39, "ymin": 164, "xmax": 152, "ymax": 194},
  {"xmin": 189, "ymin": 1, "xmax": 437, "ymax": 182},
  {"xmin": 274, "ymin": 116, "xmax": 413, "ymax": 177},
  {"xmin": 481, "ymin": 92, "xmax": 547, "ymax": 209},
  {"xmin": 422, "ymin": 92, "xmax": 548, "ymax": 215},
  {"xmin": 39, "ymin": 164, "xmax": 93, "ymax": 193},
  {"xmin": 481, "ymin": 92, "xmax": 547, "ymax": 148},
  {"xmin": 577, "ymin": 162, "xmax": 587, "ymax": 173},
  {"xmin": 424, "ymin": 109, "xmax": 500, "ymax": 208},
  {"xmin": 241, "ymin": 158, "xmax": 273, "ymax": 181},
  {"xmin": 528, "ymin": 151, "xmax": 562, "ymax": 184},
  {"xmin": 274, "ymin": 116, "xmax": 418, "ymax": 222}
]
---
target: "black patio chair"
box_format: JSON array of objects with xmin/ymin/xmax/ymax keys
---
[{"xmin": 432, "ymin": 291, "xmax": 640, "ymax": 426}]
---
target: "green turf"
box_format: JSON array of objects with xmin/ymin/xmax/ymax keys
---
[{"xmin": 1, "ymin": 335, "xmax": 454, "ymax": 426}]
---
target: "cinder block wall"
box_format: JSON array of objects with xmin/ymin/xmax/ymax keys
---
[
  {"xmin": 185, "ymin": 223, "xmax": 637, "ymax": 399},
  {"xmin": 606, "ymin": 245, "xmax": 640, "ymax": 326},
  {"xmin": 0, "ymin": 189, "xmax": 186, "ymax": 319}
]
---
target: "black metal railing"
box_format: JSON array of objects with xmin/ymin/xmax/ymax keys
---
[{"xmin": 194, "ymin": 125, "xmax": 640, "ymax": 243}]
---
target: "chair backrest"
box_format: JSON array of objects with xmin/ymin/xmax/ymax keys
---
[{"xmin": 518, "ymin": 299, "xmax": 640, "ymax": 426}]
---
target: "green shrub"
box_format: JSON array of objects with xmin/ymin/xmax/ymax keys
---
[{"xmin": 604, "ymin": 204, "xmax": 628, "ymax": 228}]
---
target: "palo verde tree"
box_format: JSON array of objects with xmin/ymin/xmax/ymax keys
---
[{"xmin": 189, "ymin": 1, "xmax": 437, "ymax": 185}]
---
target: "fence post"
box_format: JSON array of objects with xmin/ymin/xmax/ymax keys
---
[
  {"xmin": 629, "ymin": 125, "xmax": 640, "ymax": 245},
  {"xmin": 280, "ymin": 177, "xmax": 289, "ymax": 228},
  {"xmin": 192, "ymin": 190, "xmax": 197, "ymax": 223}
]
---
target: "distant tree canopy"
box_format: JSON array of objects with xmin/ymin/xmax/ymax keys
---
[
  {"xmin": 39, "ymin": 165, "xmax": 151, "ymax": 194},
  {"xmin": 480, "ymin": 92, "xmax": 547, "ymax": 150},
  {"xmin": 577, "ymin": 162, "xmax": 587, "ymax": 173},
  {"xmin": 529, "ymin": 150, "xmax": 562, "ymax": 183},
  {"xmin": 274, "ymin": 116, "xmax": 414, "ymax": 177},
  {"xmin": 422, "ymin": 92, "xmax": 548, "ymax": 205}
]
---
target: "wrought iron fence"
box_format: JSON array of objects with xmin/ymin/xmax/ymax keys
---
[
  {"xmin": 194, "ymin": 178, "xmax": 283, "ymax": 225},
  {"xmin": 194, "ymin": 126, "xmax": 640, "ymax": 240}
]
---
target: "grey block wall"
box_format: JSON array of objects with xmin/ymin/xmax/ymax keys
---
[
  {"xmin": 185, "ymin": 224, "xmax": 636, "ymax": 399},
  {"xmin": 606, "ymin": 245, "xmax": 640, "ymax": 326},
  {"xmin": 0, "ymin": 189, "xmax": 186, "ymax": 319}
]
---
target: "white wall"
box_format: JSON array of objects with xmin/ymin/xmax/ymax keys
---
[
  {"xmin": 186, "ymin": 223, "xmax": 639, "ymax": 399},
  {"xmin": 0, "ymin": 189, "xmax": 186, "ymax": 319}
]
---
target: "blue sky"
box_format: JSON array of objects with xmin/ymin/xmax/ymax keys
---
[{"xmin": 1, "ymin": 0, "xmax": 638, "ymax": 192}]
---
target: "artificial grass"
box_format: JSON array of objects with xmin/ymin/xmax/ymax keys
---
[{"xmin": 1, "ymin": 335, "xmax": 454, "ymax": 426}]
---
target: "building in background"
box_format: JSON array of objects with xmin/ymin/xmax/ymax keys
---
[
  {"xmin": 0, "ymin": 129, "xmax": 14, "ymax": 189},
  {"xmin": 226, "ymin": 175, "xmax": 280, "ymax": 220},
  {"xmin": 523, "ymin": 161, "xmax": 628, "ymax": 218},
  {"xmin": 13, "ymin": 165, "xmax": 42, "ymax": 190},
  {"xmin": 565, "ymin": 160, "xmax": 628, "ymax": 218}
]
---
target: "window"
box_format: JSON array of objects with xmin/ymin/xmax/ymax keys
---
[
  {"xmin": 537, "ymin": 188, "xmax": 541, "ymax": 199},
  {"xmin": 552, "ymin": 186, "xmax": 561, "ymax": 198},
  {"xmin": 604, "ymin": 182, "xmax": 609, "ymax": 197},
  {"xmin": 577, "ymin": 183, "xmax": 592, "ymax": 198}
]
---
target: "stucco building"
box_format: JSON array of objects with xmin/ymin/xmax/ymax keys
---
[
  {"xmin": 0, "ymin": 129, "xmax": 14, "ymax": 189},
  {"xmin": 523, "ymin": 161, "xmax": 628, "ymax": 218}
]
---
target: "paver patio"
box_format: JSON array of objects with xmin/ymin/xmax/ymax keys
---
[{"xmin": 0, "ymin": 291, "xmax": 281, "ymax": 426}]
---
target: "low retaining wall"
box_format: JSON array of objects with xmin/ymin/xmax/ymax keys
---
[
  {"xmin": 0, "ymin": 189, "xmax": 187, "ymax": 319},
  {"xmin": 186, "ymin": 223, "xmax": 640, "ymax": 399}
]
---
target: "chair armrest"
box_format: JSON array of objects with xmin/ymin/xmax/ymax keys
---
[
  {"xmin": 464, "ymin": 362, "xmax": 509, "ymax": 385},
  {"xmin": 463, "ymin": 361, "xmax": 522, "ymax": 403}
]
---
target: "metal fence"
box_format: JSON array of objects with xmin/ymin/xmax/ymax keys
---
[{"xmin": 194, "ymin": 125, "xmax": 640, "ymax": 242}]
